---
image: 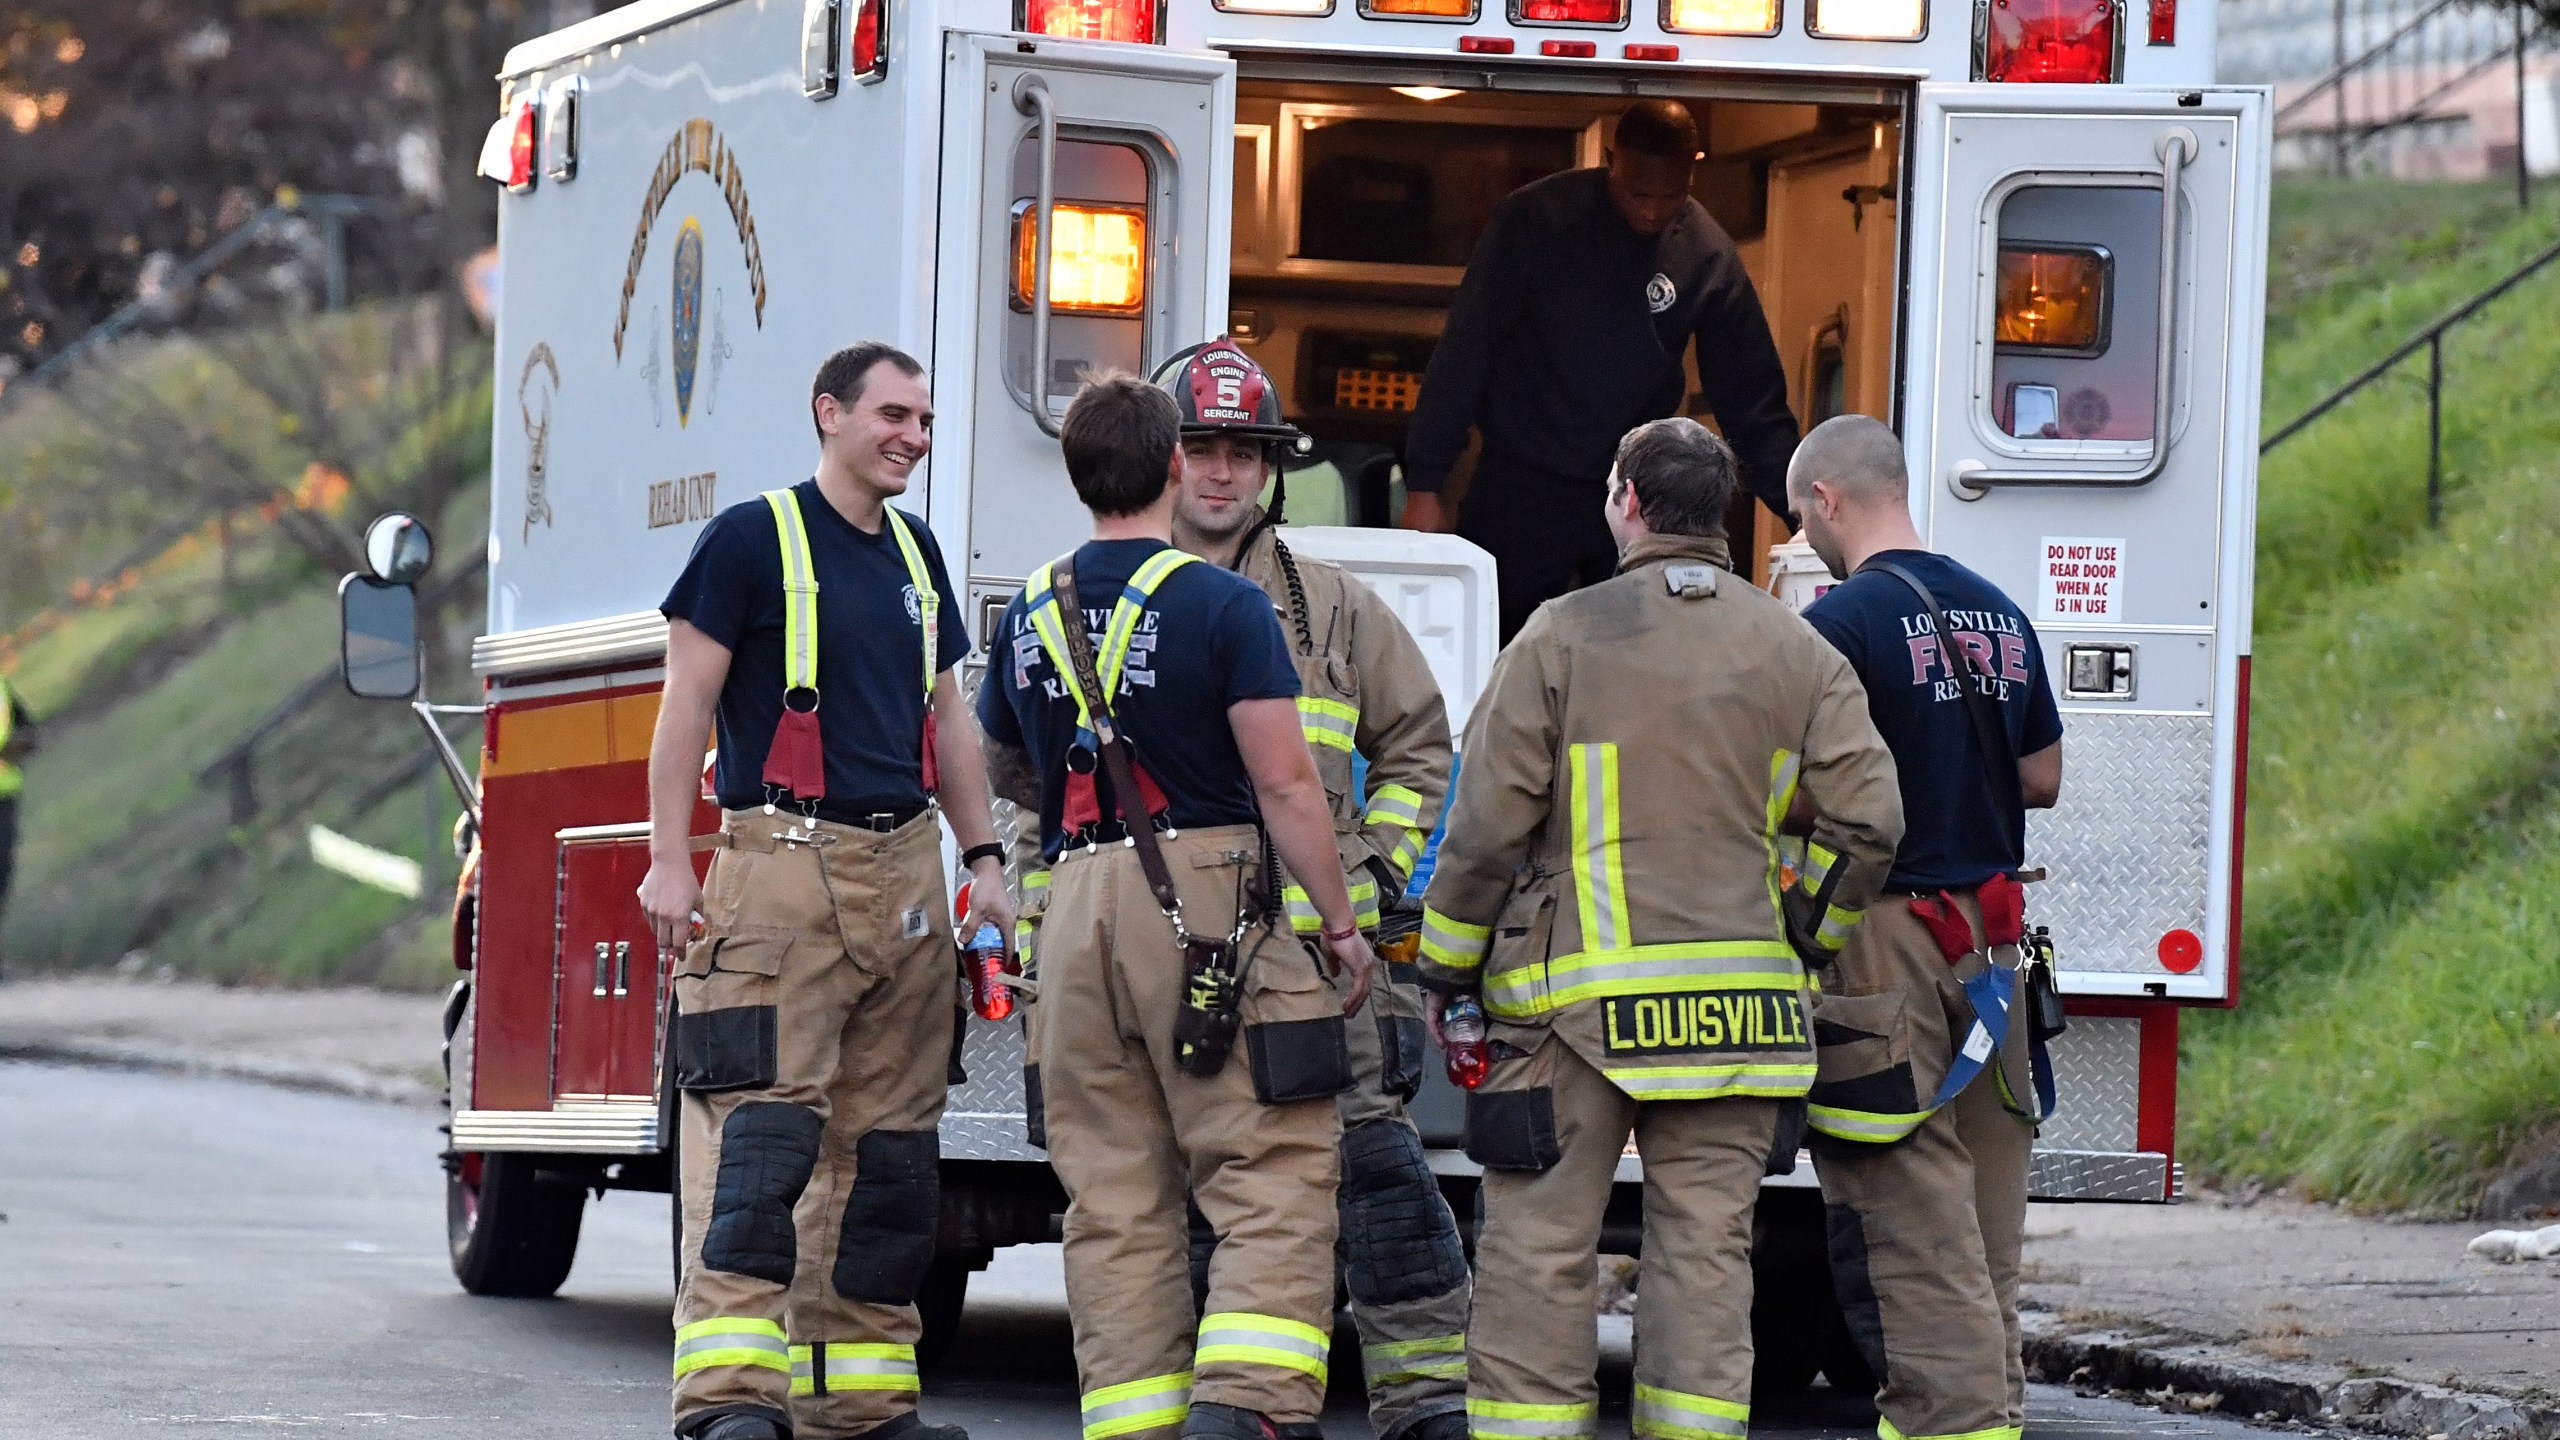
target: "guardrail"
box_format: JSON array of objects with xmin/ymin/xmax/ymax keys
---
[{"xmin": 2258, "ymin": 233, "xmax": 2560, "ymax": 525}]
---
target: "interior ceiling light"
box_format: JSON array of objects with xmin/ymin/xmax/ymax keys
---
[{"xmin": 1391, "ymin": 85, "xmax": 1464, "ymax": 101}]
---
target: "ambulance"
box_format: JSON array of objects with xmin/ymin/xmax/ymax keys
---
[{"xmin": 342, "ymin": 0, "xmax": 2268, "ymax": 1384}]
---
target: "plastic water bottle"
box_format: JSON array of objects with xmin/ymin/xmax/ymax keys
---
[
  {"xmin": 966, "ymin": 922, "xmax": 1014, "ymax": 1021},
  {"xmin": 1442, "ymin": 994, "xmax": 1489, "ymax": 1090}
]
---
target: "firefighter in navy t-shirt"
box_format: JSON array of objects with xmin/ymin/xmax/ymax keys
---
[
  {"xmin": 1785, "ymin": 415, "xmax": 2064, "ymax": 1440},
  {"xmin": 638, "ymin": 342, "xmax": 1013, "ymax": 1440},
  {"xmin": 976, "ymin": 373, "xmax": 1374, "ymax": 1440}
]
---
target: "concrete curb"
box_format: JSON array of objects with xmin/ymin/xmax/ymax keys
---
[
  {"xmin": 2023, "ymin": 1313, "xmax": 2560, "ymax": 1440},
  {"xmin": 0, "ymin": 1035, "xmax": 440, "ymax": 1109}
]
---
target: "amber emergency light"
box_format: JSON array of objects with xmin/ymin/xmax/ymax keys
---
[
  {"xmin": 1368, "ymin": 0, "xmax": 1479, "ymax": 18},
  {"xmin": 1013, "ymin": 202, "xmax": 1148, "ymax": 316},
  {"xmin": 1663, "ymin": 0, "xmax": 1781, "ymax": 35},
  {"xmin": 1995, "ymin": 245, "xmax": 2111, "ymax": 351}
]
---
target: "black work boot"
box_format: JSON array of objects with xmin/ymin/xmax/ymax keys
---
[
  {"xmin": 693, "ymin": 1416, "xmax": 787, "ymax": 1440},
  {"xmin": 1181, "ymin": 1402, "xmax": 1320, "ymax": 1440},
  {"xmin": 1400, "ymin": 1411, "xmax": 1471, "ymax": 1440},
  {"xmin": 865, "ymin": 1412, "xmax": 972, "ymax": 1440}
]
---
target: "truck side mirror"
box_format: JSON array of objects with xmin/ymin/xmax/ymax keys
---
[
  {"xmin": 365, "ymin": 511, "xmax": 435, "ymax": 585},
  {"xmin": 341, "ymin": 573, "xmax": 423, "ymax": 700}
]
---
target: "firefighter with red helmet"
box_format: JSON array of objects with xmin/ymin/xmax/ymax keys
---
[{"xmin": 1156, "ymin": 338, "xmax": 1472, "ymax": 1440}]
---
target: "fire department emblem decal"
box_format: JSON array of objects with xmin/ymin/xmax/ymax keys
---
[
  {"xmin": 1645, "ymin": 272, "xmax": 1677, "ymax": 315},
  {"xmin": 902, "ymin": 584, "xmax": 922, "ymax": 624},
  {"xmin": 671, "ymin": 217, "xmax": 705, "ymax": 427}
]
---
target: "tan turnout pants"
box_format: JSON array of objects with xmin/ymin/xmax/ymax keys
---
[
  {"xmin": 672, "ymin": 808, "xmax": 958, "ymax": 1440},
  {"xmin": 1039, "ymin": 825, "xmax": 1346, "ymax": 1437},
  {"xmin": 1813, "ymin": 894, "xmax": 2035, "ymax": 1440},
  {"xmin": 1338, "ymin": 963, "xmax": 1473, "ymax": 1439},
  {"xmin": 1467, "ymin": 1035, "xmax": 1785, "ymax": 1440}
]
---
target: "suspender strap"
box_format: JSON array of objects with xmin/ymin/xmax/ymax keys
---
[
  {"xmin": 1047, "ymin": 562, "xmax": 1184, "ymax": 917},
  {"xmin": 756, "ymin": 489, "xmax": 945, "ymax": 804},
  {"xmin": 764, "ymin": 490, "xmax": 822, "ymax": 698},
  {"xmin": 1026, "ymin": 548, "xmax": 1201, "ymax": 743}
]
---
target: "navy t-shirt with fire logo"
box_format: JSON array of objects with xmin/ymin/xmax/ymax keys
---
[
  {"xmin": 975, "ymin": 538, "xmax": 1299, "ymax": 862},
  {"xmin": 1801, "ymin": 549, "xmax": 2063, "ymax": 892},
  {"xmin": 660, "ymin": 480, "xmax": 970, "ymax": 824}
]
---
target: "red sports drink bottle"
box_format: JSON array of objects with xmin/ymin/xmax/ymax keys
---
[
  {"xmin": 1442, "ymin": 993, "xmax": 1489, "ymax": 1090},
  {"xmin": 955, "ymin": 881, "xmax": 1015, "ymax": 1021}
]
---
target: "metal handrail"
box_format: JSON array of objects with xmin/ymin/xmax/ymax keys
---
[
  {"xmin": 2259, "ymin": 232, "xmax": 2560, "ymax": 524},
  {"xmin": 2272, "ymin": 0, "xmax": 2470, "ymax": 124}
]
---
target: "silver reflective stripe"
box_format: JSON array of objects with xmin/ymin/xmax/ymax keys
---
[
  {"xmin": 791, "ymin": 1352, "xmax": 918, "ymax": 1382},
  {"xmin": 1633, "ymin": 1385, "xmax": 1748, "ymax": 1439},
  {"xmin": 1467, "ymin": 1403, "xmax": 1599, "ymax": 1439},
  {"xmin": 1083, "ymin": 1384, "xmax": 1192, "ymax": 1429},
  {"xmin": 1572, "ymin": 744, "xmax": 1622, "ymax": 953},
  {"xmin": 1815, "ymin": 905, "xmax": 1861, "ymax": 949},
  {"xmin": 1607, "ymin": 1066, "xmax": 1817, "ymax": 1098},
  {"xmin": 1196, "ymin": 1321, "xmax": 1328, "ymax": 1364},
  {"xmin": 675, "ymin": 1327, "xmax": 790, "ymax": 1365}
]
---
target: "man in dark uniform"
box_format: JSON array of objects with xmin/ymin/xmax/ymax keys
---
[
  {"xmin": 1400, "ymin": 100, "xmax": 1800, "ymax": 640},
  {"xmin": 639, "ymin": 340, "xmax": 1013, "ymax": 1440},
  {"xmin": 1785, "ymin": 414, "xmax": 2065, "ymax": 1440}
]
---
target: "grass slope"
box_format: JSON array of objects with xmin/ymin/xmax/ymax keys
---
[{"xmin": 2181, "ymin": 180, "xmax": 2560, "ymax": 1214}]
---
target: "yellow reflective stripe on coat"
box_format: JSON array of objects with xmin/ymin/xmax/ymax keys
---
[
  {"xmin": 1299, "ymin": 695, "xmax": 1359, "ymax": 752},
  {"xmin": 1807, "ymin": 1102, "xmax": 1934, "ymax": 1143},
  {"xmin": 1195, "ymin": 1311, "xmax": 1330, "ymax": 1382},
  {"xmin": 1814, "ymin": 903, "xmax": 1864, "ymax": 950},
  {"xmin": 1762, "ymin": 749, "xmax": 1801, "ymax": 927},
  {"xmin": 1364, "ymin": 784, "xmax": 1424, "ymax": 829},
  {"xmin": 0, "ymin": 681, "xmax": 18, "ymax": 800},
  {"xmin": 1364, "ymin": 1333, "xmax": 1466, "ymax": 1385},
  {"xmin": 1570, "ymin": 743, "xmax": 1628, "ymax": 954},
  {"xmin": 1389, "ymin": 828, "xmax": 1427, "ymax": 878},
  {"xmin": 1025, "ymin": 549, "xmax": 1201, "ymax": 734},
  {"xmin": 1878, "ymin": 1418, "xmax": 2025, "ymax": 1440},
  {"xmin": 673, "ymin": 1315, "xmax": 791, "ymax": 1377},
  {"xmin": 1285, "ymin": 876, "xmax": 1380, "ymax": 934},
  {"xmin": 1468, "ymin": 1397, "xmax": 1600, "ymax": 1439},
  {"xmin": 763, "ymin": 491, "xmax": 821, "ymax": 694},
  {"xmin": 1632, "ymin": 1384, "xmax": 1749, "ymax": 1440},
  {"xmin": 1082, "ymin": 1370, "xmax": 1194, "ymax": 1440},
  {"xmin": 1483, "ymin": 941, "xmax": 1801, "ymax": 1020},
  {"xmin": 1420, "ymin": 905, "xmax": 1492, "ymax": 971},
  {"xmin": 1607, "ymin": 1062, "xmax": 1819, "ymax": 1100},
  {"xmin": 787, "ymin": 1341, "xmax": 920, "ymax": 1395}
]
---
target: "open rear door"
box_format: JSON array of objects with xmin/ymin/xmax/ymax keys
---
[
  {"xmin": 1903, "ymin": 85, "xmax": 2269, "ymax": 1003},
  {"xmin": 935, "ymin": 33, "xmax": 1236, "ymax": 632}
]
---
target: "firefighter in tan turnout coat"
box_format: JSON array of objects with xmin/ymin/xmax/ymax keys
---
[
  {"xmin": 1158, "ymin": 339, "xmax": 1474, "ymax": 1440},
  {"xmin": 1416, "ymin": 418, "xmax": 1903, "ymax": 1440}
]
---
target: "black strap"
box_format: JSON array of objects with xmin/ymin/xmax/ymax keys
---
[
  {"xmin": 1863, "ymin": 559, "xmax": 2025, "ymax": 856},
  {"xmin": 1050, "ymin": 562, "xmax": 1185, "ymax": 916}
]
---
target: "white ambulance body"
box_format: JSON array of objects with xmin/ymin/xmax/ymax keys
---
[{"xmin": 445, "ymin": 0, "xmax": 2264, "ymax": 1359}]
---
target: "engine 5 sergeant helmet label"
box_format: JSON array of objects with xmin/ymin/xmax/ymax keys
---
[{"xmin": 1602, "ymin": 991, "xmax": 1808, "ymax": 1055}]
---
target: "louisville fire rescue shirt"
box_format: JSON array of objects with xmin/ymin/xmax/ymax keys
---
[
  {"xmin": 976, "ymin": 538, "xmax": 1299, "ymax": 862},
  {"xmin": 660, "ymin": 480, "xmax": 969, "ymax": 823},
  {"xmin": 1802, "ymin": 549, "xmax": 2064, "ymax": 893},
  {"xmin": 1403, "ymin": 167, "xmax": 1800, "ymax": 515}
]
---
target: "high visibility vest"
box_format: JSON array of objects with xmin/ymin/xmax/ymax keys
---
[
  {"xmin": 0, "ymin": 677, "xmax": 20, "ymax": 800},
  {"xmin": 758, "ymin": 489, "xmax": 940, "ymax": 802}
]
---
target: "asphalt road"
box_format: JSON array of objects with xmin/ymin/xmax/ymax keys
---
[{"xmin": 0, "ymin": 1061, "xmax": 2328, "ymax": 1440}]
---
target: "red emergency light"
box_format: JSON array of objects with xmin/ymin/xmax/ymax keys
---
[
  {"xmin": 1021, "ymin": 0, "xmax": 1161, "ymax": 44},
  {"xmin": 504, "ymin": 98, "xmax": 538, "ymax": 192},
  {"xmin": 1978, "ymin": 0, "xmax": 2121, "ymax": 81},
  {"xmin": 1514, "ymin": 0, "xmax": 1626, "ymax": 22},
  {"xmin": 1624, "ymin": 40, "xmax": 1681, "ymax": 56},
  {"xmin": 1539, "ymin": 37, "xmax": 1599, "ymax": 53},
  {"xmin": 852, "ymin": 0, "xmax": 888, "ymax": 79},
  {"xmin": 1457, "ymin": 33, "xmax": 1516, "ymax": 48}
]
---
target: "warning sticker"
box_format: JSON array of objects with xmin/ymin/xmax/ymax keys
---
[{"xmin": 2038, "ymin": 537, "xmax": 2125, "ymax": 622}]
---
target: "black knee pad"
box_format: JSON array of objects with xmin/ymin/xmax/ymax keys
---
[
  {"xmin": 1823, "ymin": 1201, "xmax": 1889, "ymax": 1381},
  {"xmin": 1338, "ymin": 1119, "xmax": 1468, "ymax": 1306},
  {"xmin": 702, "ymin": 1103, "xmax": 823, "ymax": 1284},
  {"xmin": 833, "ymin": 1129, "xmax": 940, "ymax": 1303}
]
